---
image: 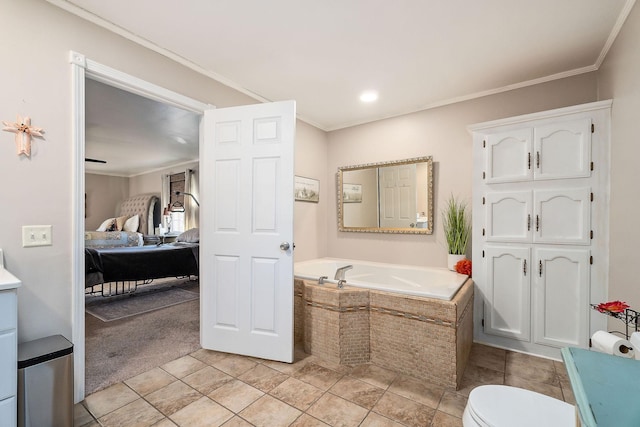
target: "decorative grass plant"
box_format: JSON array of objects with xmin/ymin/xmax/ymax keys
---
[{"xmin": 442, "ymin": 195, "xmax": 471, "ymax": 255}]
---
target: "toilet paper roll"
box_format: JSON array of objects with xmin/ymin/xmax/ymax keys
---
[
  {"xmin": 630, "ymin": 332, "xmax": 640, "ymax": 360},
  {"xmin": 591, "ymin": 330, "xmax": 635, "ymax": 358}
]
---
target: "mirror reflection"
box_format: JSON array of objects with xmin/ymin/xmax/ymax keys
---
[{"xmin": 337, "ymin": 156, "xmax": 433, "ymax": 234}]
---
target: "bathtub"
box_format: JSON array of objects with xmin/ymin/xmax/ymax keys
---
[{"xmin": 294, "ymin": 257, "xmax": 468, "ymax": 301}]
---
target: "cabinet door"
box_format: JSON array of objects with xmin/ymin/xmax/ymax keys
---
[
  {"xmin": 485, "ymin": 128, "xmax": 533, "ymax": 183},
  {"xmin": 486, "ymin": 191, "xmax": 532, "ymax": 242},
  {"xmin": 534, "ymin": 118, "xmax": 592, "ymax": 180},
  {"xmin": 533, "ymin": 247, "xmax": 590, "ymax": 348},
  {"xmin": 484, "ymin": 246, "xmax": 531, "ymax": 341},
  {"xmin": 0, "ymin": 396, "xmax": 16, "ymax": 427},
  {"xmin": 0, "ymin": 330, "xmax": 16, "ymax": 401},
  {"xmin": 533, "ymin": 188, "xmax": 591, "ymax": 245}
]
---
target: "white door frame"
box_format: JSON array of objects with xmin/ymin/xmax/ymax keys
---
[{"xmin": 70, "ymin": 51, "xmax": 210, "ymax": 402}]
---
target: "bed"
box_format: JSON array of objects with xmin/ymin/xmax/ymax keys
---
[{"xmin": 85, "ymin": 194, "xmax": 199, "ymax": 296}]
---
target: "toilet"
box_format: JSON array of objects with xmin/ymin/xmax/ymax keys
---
[{"xmin": 463, "ymin": 385, "xmax": 576, "ymax": 427}]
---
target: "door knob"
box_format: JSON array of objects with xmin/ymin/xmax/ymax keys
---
[{"xmin": 280, "ymin": 242, "xmax": 290, "ymax": 251}]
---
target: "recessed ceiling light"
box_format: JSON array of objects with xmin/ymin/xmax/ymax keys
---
[
  {"xmin": 174, "ymin": 136, "xmax": 187, "ymax": 144},
  {"xmin": 360, "ymin": 91, "xmax": 378, "ymax": 103}
]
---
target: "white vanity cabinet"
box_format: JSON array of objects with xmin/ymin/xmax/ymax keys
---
[
  {"xmin": 470, "ymin": 100, "xmax": 611, "ymax": 359},
  {"xmin": 0, "ymin": 251, "xmax": 21, "ymax": 427}
]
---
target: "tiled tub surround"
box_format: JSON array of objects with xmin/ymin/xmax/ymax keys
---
[{"xmin": 295, "ymin": 278, "xmax": 473, "ymax": 389}]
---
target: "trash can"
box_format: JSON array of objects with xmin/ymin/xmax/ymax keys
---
[{"xmin": 17, "ymin": 335, "xmax": 73, "ymax": 427}]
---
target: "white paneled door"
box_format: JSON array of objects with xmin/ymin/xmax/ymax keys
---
[
  {"xmin": 201, "ymin": 101, "xmax": 295, "ymax": 363},
  {"xmin": 379, "ymin": 164, "xmax": 417, "ymax": 228}
]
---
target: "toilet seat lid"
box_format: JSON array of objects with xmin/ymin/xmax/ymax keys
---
[{"xmin": 468, "ymin": 385, "xmax": 575, "ymax": 427}]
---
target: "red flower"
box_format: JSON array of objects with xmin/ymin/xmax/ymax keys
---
[
  {"xmin": 596, "ymin": 300, "xmax": 629, "ymax": 313},
  {"xmin": 455, "ymin": 259, "xmax": 472, "ymax": 277}
]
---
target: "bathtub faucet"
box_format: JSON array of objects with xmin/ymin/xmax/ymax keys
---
[{"xmin": 334, "ymin": 265, "xmax": 353, "ymax": 280}]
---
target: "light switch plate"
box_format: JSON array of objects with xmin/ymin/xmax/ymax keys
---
[{"xmin": 22, "ymin": 225, "xmax": 53, "ymax": 247}]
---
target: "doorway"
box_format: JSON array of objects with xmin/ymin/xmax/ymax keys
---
[{"xmin": 71, "ymin": 51, "xmax": 209, "ymax": 401}]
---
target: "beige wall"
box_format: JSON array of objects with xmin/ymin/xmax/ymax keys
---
[
  {"xmin": 326, "ymin": 73, "xmax": 599, "ymax": 267},
  {"xmin": 598, "ymin": 2, "xmax": 640, "ymax": 313},
  {"xmin": 294, "ymin": 121, "xmax": 329, "ymax": 262},
  {"xmin": 84, "ymin": 174, "xmax": 130, "ymax": 230}
]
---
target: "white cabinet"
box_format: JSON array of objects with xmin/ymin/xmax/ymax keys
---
[
  {"xmin": 485, "ymin": 118, "xmax": 592, "ymax": 183},
  {"xmin": 484, "ymin": 246, "xmax": 591, "ymax": 348},
  {"xmin": 0, "ymin": 250, "xmax": 21, "ymax": 427},
  {"xmin": 484, "ymin": 246, "xmax": 531, "ymax": 341},
  {"xmin": 534, "ymin": 119, "xmax": 592, "ymax": 181},
  {"xmin": 533, "ymin": 248, "xmax": 590, "ymax": 348},
  {"xmin": 486, "ymin": 188, "xmax": 591, "ymax": 245},
  {"xmin": 470, "ymin": 101, "xmax": 610, "ymax": 359},
  {"xmin": 0, "ymin": 290, "xmax": 18, "ymax": 427}
]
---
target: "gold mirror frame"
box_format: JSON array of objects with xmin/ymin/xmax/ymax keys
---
[{"xmin": 337, "ymin": 156, "xmax": 433, "ymax": 234}]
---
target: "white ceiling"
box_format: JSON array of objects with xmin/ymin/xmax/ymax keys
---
[
  {"xmin": 60, "ymin": 0, "xmax": 635, "ymax": 174},
  {"xmin": 85, "ymin": 79, "xmax": 200, "ymax": 176}
]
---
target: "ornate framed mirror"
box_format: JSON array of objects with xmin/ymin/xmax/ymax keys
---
[{"xmin": 337, "ymin": 156, "xmax": 433, "ymax": 234}]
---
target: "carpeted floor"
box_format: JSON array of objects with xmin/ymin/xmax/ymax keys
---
[{"xmin": 85, "ymin": 279, "xmax": 201, "ymax": 395}]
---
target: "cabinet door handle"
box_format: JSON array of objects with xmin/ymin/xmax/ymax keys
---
[
  {"xmin": 536, "ymin": 151, "xmax": 540, "ymax": 169},
  {"xmin": 527, "ymin": 214, "xmax": 531, "ymax": 231},
  {"xmin": 523, "ymin": 259, "xmax": 527, "ymax": 276},
  {"xmin": 528, "ymin": 152, "xmax": 531, "ymax": 170},
  {"xmin": 539, "ymin": 260, "xmax": 543, "ymax": 277},
  {"xmin": 536, "ymin": 215, "xmax": 540, "ymax": 232}
]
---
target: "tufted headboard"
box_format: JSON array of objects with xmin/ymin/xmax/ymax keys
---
[{"xmin": 118, "ymin": 194, "xmax": 160, "ymax": 235}]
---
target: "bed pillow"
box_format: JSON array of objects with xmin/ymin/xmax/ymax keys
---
[
  {"xmin": 176, "ymin": 228, "xmax": 199, "ymax": 243},
  {"xmin": 115, "ymin": 215, "xmax": 129, "ymax": 231},
  {"xmin": 96, "ymin": 217, "xmax": 116, "ymax": 232},
  {"xmin": 123, "ymin": 214, "xmax": 139, "ymax": 232}
]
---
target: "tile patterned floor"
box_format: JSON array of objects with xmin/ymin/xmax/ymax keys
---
[{"xmin": 76, "ymin": 344, "xmax": 575, "ymax": 427}]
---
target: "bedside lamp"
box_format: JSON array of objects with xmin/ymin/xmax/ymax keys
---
[{"xmin": 174, "ymin": 191, "xmax": 199, "ymax": 206}]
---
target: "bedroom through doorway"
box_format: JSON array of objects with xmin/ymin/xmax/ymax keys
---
[{"xmin": 83, "ymin": 76, "xmax": 203, "ymax": 395}]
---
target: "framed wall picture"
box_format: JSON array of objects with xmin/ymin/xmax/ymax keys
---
[
  {"xmin": 295, "ymin": 176, "xmax": 320, "ymax": 203},
  {"xmin": 343, "ymin": 183, "xmax": 362, "ymax": 203}
]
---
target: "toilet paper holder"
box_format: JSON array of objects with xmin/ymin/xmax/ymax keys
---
[{"xmin": 590, "ymin": 303, "xmax": 639, "ymax": 339}]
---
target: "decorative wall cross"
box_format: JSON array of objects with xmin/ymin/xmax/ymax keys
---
[{"xmin": 2, "ymin": 115, "xmax": 44, "ymax": 157}]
